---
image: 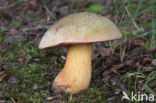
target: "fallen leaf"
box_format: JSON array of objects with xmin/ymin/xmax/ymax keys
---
[
  {"xmin": 143, "ymin": 67, "xmax": 154, "ymax": 72},
  {"xmin": 0, "ymin": 74, "xmax": 7, "ymax": 82},
  {"xmin": 9, "ymin": 28, "xmax": 18, "ymax": 35},
  {"xmin": 143, "ymin": 57, "xmax": 152, "ymax": 65}
]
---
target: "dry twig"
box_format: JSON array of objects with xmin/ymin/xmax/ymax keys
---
[
  {"xmin": 0, "ymin": 0, "xmax": 29, "ymax": 10},
  {"xmin": 0, "ymin": 62, "xmax": 17, "ymax": 65},
  {"xmin": 20, "ymin": 24, "xmax": 50, "ymax": 32}
]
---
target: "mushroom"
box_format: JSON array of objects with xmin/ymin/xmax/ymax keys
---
[{"xmin": 39, "ymin": 12, "xmax": 122, "ymax": 97}]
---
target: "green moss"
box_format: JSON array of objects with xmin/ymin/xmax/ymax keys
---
[
  {"xmin": 31, "ymin": 16, "xmax": 44, "ymax": 21},
  {"xmin": 0, "ymin": 28, "xmax": 6, "ymax": 33},
  {"xmin": 18, "ymin": 10, "xmax": 25, "ymax": 16},
  {"xmin": 1, "ymin": 52, "xmax": 17, "ymax": 61},
  {"xmin": 85, "ymin": 4, "xmax": 104, "ymax": 13},
  {"xmin": 24, "ymin": 47, "xmax": 45, "ymax": 58},
  {"xmin": 11, "ymin": 20, "xmax": 21, "ymax": 27},
  {"xmin": 0, "ymin": 31, "xmax": 6, "ymax": 43}
]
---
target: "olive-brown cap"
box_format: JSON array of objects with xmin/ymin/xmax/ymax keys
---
[{"xmin": 39, "ymin": 12, "xmax": 122, "ymax": 49}]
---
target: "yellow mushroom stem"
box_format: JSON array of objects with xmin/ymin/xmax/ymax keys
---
[{"xmin": 52, "ymin": 44, "xmax": 92, "ymax": 94}]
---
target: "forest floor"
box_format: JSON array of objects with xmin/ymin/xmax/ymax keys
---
[{"xmin": 0, "ymin": 0, "xmax": 156, "ymax": 103}]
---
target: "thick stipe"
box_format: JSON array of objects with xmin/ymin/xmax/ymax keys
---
[{"xmin": 52, "ymin": 44, "xmax": 92, "ymax": 93}]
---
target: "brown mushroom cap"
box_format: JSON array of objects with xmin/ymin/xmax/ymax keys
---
[{"xmin": 39, "ymin": 12, "xmax": 121, "ymax": 49}]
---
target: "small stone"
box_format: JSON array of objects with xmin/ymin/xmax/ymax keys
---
[
  {"xmin": 8, "ymin": 75, "xmax": 20, "ymax": 83},
  {"xmin": 152, "ymin": 59, "xmax": 156, "ymax": 66},
  {"xmin": 0, "ymin": 100, "xmax": 7, "ymax": 103},
  {"xmin": 33, "ymin": 85, "xmax": 38, "ymax": 90},
  {"xmin": 46, "ymin": 96, "xmax": 57, "ymax": 101}
]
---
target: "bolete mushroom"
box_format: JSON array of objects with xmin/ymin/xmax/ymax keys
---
[{"xmin": 39, "ymin": 12, "xmax": 122, "ymax": 96}]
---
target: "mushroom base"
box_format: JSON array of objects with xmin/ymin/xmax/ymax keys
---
[{"xmin": 52, "ymin": 44, "xmax": 92, "ymax": 94}]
